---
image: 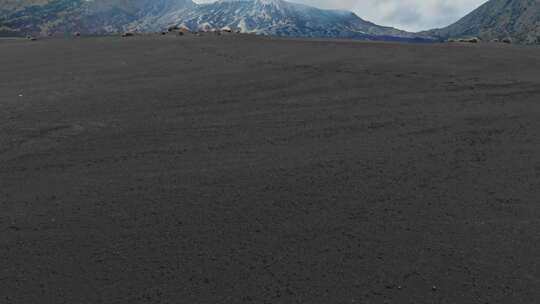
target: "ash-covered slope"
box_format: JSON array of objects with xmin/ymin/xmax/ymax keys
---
[
  {"xmin": 423, "ymin": 0, "xmax": 540, "ymax": 44},
  {"xmin": 167, "ymin": 0, "xmax": 420, "ymax": 40}
]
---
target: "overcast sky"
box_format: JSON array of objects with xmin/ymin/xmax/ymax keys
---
[{"xmin": 194, "ymin": 0, "xmax": 488, "ymax": 32}]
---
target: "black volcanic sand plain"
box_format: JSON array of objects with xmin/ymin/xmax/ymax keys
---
[{"xmin": 1, "ymin": 34, "xmax": 540, "ymax": 303}]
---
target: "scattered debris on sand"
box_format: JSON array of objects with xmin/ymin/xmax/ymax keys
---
[
  {"xmin": 198, "ymin": 23, "xmax": 213, "ymax": 33},
  {"xmin": 489, "ymin": 37, "xmax": 513, "ymax": 44},
  {"xmin": 459, "ymin": 37, "xmax": 480, "ymax": 43},
  {"xmin": 447, "ymin": 37, "xmax": 480, "ymax": 43},
  {"xmin": 178, "ymin": 25, "xmax": 191, "ymax": 34},
  {"xmin": 162, "ymin": 24, "xmax": 243, "ymax": 37},
  {"xmin": 165, "ymin": 25, "xmax": 192, "ymax": 36}
]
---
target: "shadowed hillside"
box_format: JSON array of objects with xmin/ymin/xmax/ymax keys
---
[{"xmin": 423, "ymin": 0, "xmax": 540, "ymax": 44}]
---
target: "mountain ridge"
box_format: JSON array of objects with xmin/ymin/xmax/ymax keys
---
[
  {"xmin": 0, "ymin": 0, "xmax": 196, "ymax": 36},
  {"xmin": 423, "ymin": 0, "xmax": 540, "ymax": 44},
  {"xmin": 0, "ymin": 0, "xmax": 425, "ymax": 41},
  {"xmin": 165, "ymin": 0, "xmax": 419, "ymax": 40}
]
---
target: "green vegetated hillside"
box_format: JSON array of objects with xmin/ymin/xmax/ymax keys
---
[
  {"xmin": 0, "ymin": 0, "xmax": 83, "ymax": 36},
  {"xmin": 0, "ymin": 0, "xmax": 195, "ymax": 36}
]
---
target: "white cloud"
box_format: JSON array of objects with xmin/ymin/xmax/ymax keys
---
[{"xmin": 193, "ymin": 0, "xmax": 489, "ymax": 32}]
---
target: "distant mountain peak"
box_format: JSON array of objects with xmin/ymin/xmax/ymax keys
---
[
  {"xmin": 0, "ymin": 0, "xmax": 425, "ymax": 41},
  {"xmin": 165, "ymin": 0, "xmax": 422, "ymax": 40}
]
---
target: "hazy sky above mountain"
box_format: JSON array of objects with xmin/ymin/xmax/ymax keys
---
[{"xmin": 194, "ymin": 0, "xmax": 488, "ymax": 31}]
